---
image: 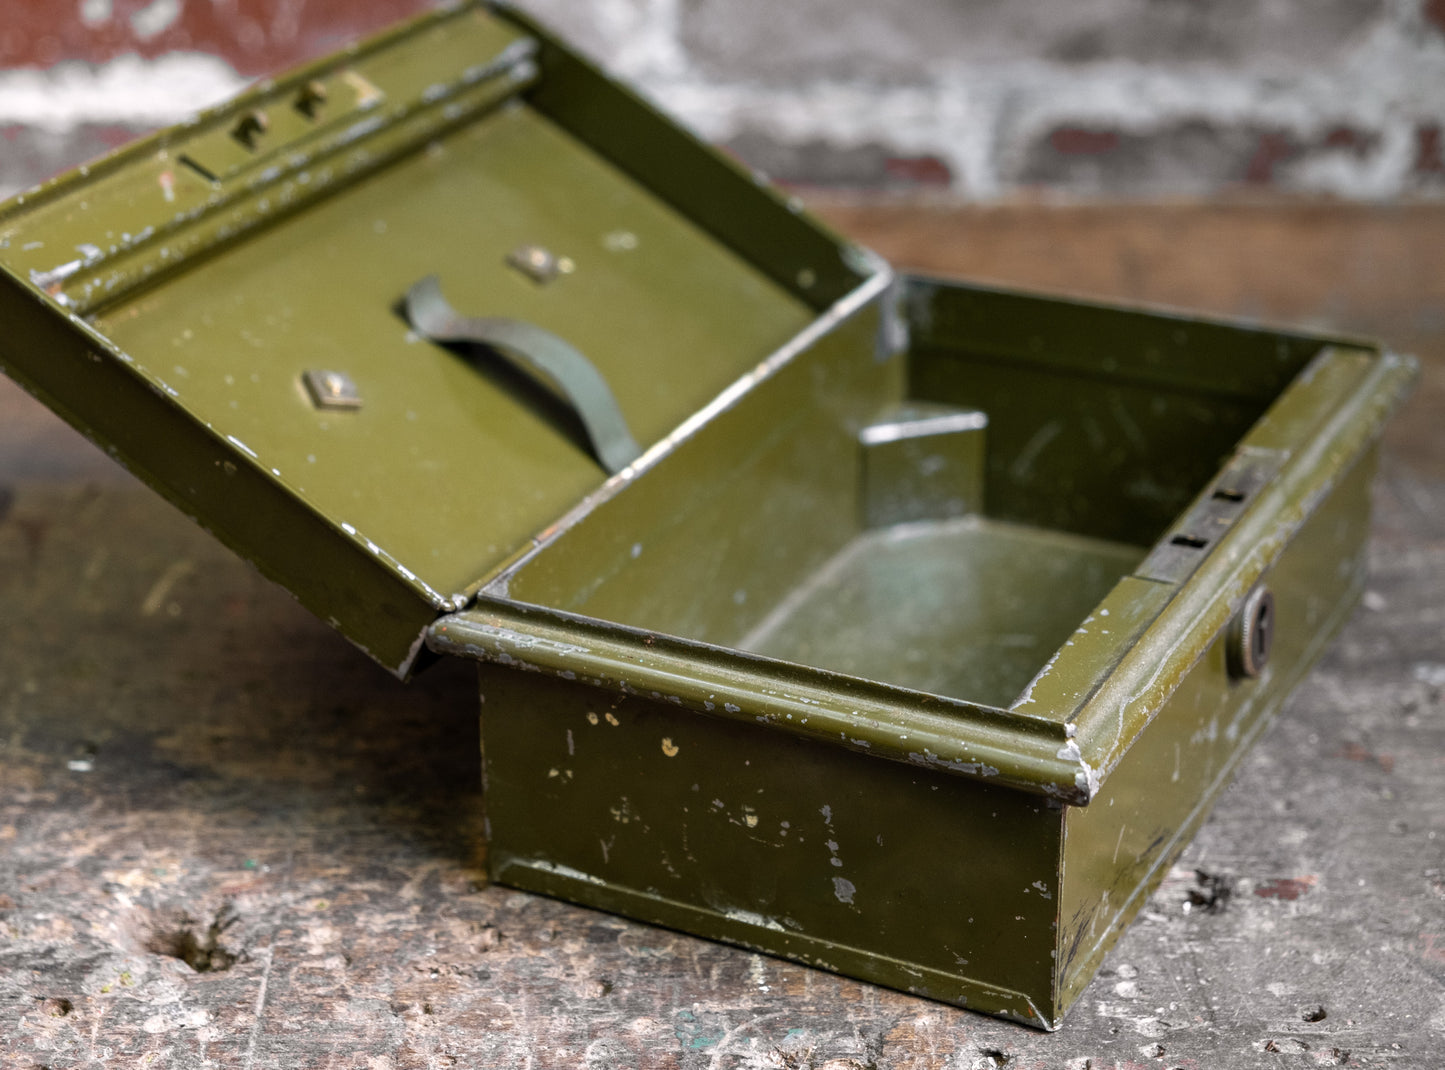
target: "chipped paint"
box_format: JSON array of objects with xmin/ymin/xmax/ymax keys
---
[
  {"xmin": 722, "ymin": 908, "xmax": 786, "ymax": 932},
  {"xmin": 524, "ymin": 859, "xmax": 607, "ymax": 886}
]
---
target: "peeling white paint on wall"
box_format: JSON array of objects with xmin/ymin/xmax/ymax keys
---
[
  {"xmin": 79, "ymin": 0, "xmax": 114, "ymax": 29},
  {"xmin": 0, "ymin": 53, "xmax": 246, "ymax": 129},
  {"xmin": 516, "ymin": 0, "xmax": 1445, "ymax": 200},
  {"xmin": 3, "ymin": 0, "xmax": 1444, "ymax": 200},
  {"xmin": 130, "ymin": 0, "xmax": 183, "ymax": 41}
]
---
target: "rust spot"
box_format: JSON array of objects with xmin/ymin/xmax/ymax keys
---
[
  {"xmin": 1254, "ymin": 875, "xmax": 1318, "ymax": 901},
  {"xmin": 1049, "ymin": 127, "xmax": 1121, "ymax": 156}
]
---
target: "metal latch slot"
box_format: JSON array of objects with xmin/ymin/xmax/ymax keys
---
[
  {"xmin": 174, "ymin": 37, "xmax": 536, "ymax": 189},
  {"xmin": 404, "ymin": 275, "xmax": 642, "ymax": 476},
  {"xmin": 1136, "ymin": 448, "xmax": 1288, "ymax": 584}
]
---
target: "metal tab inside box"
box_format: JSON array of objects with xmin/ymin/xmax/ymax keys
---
[{"xmin": 0, "ymin": 2, "xmax": 1415, "ymax": 1029}]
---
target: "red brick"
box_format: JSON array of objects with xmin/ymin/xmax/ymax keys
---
[
  {"xmin": 883, "ymin": 155, "xmax": 952, "ymax": 185},
  {"xmin": 1245, "ymin": 131, "xmax": 1296, "ymax": 184},
  {"xmin": 1321, "ymin": 125, "xmax": 1375, "ymax": 157},
  {"xmin": 1415, "ymin": 123, "xmax": 1445, "ymax": 176},
  {"xmin": 0, "ymin": 0, "xmax": 433, "ymax": 76},
  {"xmin": 1048, "ymin": 126, "xmax": 1120, "ymax": 155},
  {"xmin": 1425, "ymin": 0, "xmax": 1445, "ymax": 36}
]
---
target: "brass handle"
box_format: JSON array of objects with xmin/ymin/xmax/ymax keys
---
[{"xmin": 404, "ymin": 275, "xmax": 642, "ymax": 475}]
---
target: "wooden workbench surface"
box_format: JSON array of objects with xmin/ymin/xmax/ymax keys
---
[{"xmin": 3, "ymin": 204, "xmax": 1443, "ymax": 1068}]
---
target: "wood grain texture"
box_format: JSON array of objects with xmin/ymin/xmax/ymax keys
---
[{"xmin": 2, "ymin": 200, "xmax": 1444, "ymax": 1067}]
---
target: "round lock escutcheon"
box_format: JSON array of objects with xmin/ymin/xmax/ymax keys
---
[{"xmin": 1227, "ymin": 585, "xmax": 1275, "ymax": 679}]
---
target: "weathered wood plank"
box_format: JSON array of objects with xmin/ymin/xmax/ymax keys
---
[{"xmin": 0, "ymin": 374, "xmax": 1441, "ymax": 1068}]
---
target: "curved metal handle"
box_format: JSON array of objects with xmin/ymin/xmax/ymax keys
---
[{"xmin": 404, "ymin": 275, "xmax": 642, "ymax": 475}]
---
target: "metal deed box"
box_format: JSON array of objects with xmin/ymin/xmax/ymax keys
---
[{"xmin": 0, "ymin": 2, "xmax": 1415, "ymax": 1029}]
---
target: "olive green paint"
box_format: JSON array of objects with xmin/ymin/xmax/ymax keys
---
[
  {"xmin": 0, "ymin": 0, "xmax": 1418, "ymax": 1029},
  {"xmin": 0, "ymin": 2, "xmax": 840, "ymax": 674}
]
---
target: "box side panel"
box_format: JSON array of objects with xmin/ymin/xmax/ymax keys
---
[
  {"xmin": 0, "ymin": 272, "xmax": 437, "ymax": 674},
  {"xmin": 912, "ymin": 352, "xmax": 1269, "ymax": 548},
  {"xmin": 903, "ymin": 277, "xmax": 1348, "ymax": 548},
  {"xmin": 478, "ymin": 665, "xmax": 1065, "ymax": 1027},
  {"xmin": 499, "ymin": 295, "xmax": 900, "ymax": 648},
  {"xmin": 905, "ymin": 275, "xmax": 1333, "ymax": 403},
  {"xmin": 1054, "ymin": 445, "xmax": 1377, "ymax": 1016}
]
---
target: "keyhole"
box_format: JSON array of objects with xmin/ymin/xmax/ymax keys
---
[
  {"xmin": 1251, "ymin": 598, "xmax": 1272, "ymax": 665},
  {"xmin": 1228, "ymin": 585, "xmax": 1275, "ymax": 679}
]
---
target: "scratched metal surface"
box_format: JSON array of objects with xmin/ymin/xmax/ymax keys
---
[{"xmin": 1, "ymin": 357, "xmax": 1443, "ymax": 1068}]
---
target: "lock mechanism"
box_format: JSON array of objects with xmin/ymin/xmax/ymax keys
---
[{"xmin": 1227, "ymin": 584, "xmax": 1275, "ymax": 679}]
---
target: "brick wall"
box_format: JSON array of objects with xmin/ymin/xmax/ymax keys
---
[{"xmin": 2, "ymin": 0, "xmax": 1444, "ymax": 198}]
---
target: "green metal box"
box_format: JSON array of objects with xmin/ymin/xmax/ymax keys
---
[{"xmin": 0, "ymin": 2, "xmax": 1415, "ymax": 1029}]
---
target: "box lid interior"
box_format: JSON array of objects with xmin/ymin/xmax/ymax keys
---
[{"xmin": 0, "ymin": 2, "xmax": 879, "ymax": 674}]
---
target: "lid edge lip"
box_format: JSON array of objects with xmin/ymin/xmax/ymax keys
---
[{"xmin": 430, "ymin": 593, "xmax": 1086, "ymax": 803}]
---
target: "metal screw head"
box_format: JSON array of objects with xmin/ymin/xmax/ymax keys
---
[
  {"xmin": 507, "ymin": 244, "xmax": 573, "ymax": 284},
  {"xmin": 302, "ymin": 369, "xmax": 363, "ymax": 411},
  {"xmin": 1227, "ymin": 585, "xmax": 1275, "ymax": 679}
]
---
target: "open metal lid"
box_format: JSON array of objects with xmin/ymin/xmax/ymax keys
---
[{"xmin": 0, "ymin": 2, "xmax": 882, "ymax": 675}]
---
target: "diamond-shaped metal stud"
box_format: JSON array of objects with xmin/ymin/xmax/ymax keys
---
[{"xmin": 302, "ymin": 369, "xmax": 363, "ymax": 411}]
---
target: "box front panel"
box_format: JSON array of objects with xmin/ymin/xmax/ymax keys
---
[{"xmin": 478, "ymin": 666, "xmax": 1065, "ymax": 1026}]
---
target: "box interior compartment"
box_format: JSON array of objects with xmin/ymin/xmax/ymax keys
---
[{"xmin": 496, "ymin": 279, "xmax": 1325, "ymax": 710}]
